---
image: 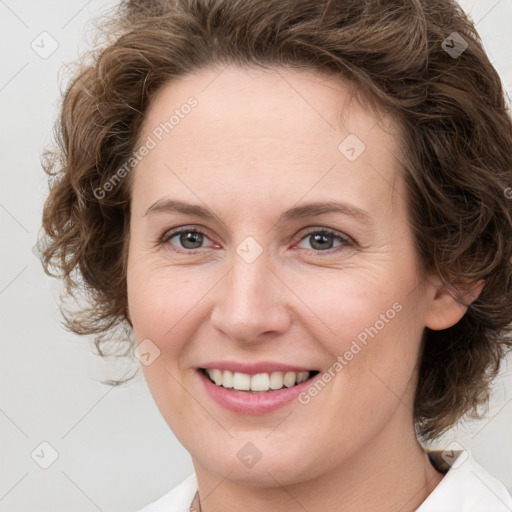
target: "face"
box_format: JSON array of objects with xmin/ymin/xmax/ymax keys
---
[{"xmin": 126, "ymin": 65, "xmax": 433, "ymax": 485}]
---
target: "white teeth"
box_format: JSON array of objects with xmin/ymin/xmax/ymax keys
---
[
  {"xmin": 283, "ymin": 371, "xmax": 297, "ymax": 388},
  {"xmin": 269, "ymin": 371, "xmax": 284, "ymax": 390},
  {"xmin": 232, "ymin": 372, "xmax": 251, "ymax": 390},
  {"xmin": 222, "ymin": 370, "xmax": 234, "ymax": 388},
  {"xmin": 211, "ymin": 369, "xmax": 223, "ymax": 386},
  {"xmin": 205, "ymin": 369, "xmax": 311, "ymax": 391},
  {"xmin": 296, "ymin": 371, "xmax": 309, "ymax": 384},
  {"xmin": 250, "ymin": 373, "xmax": 270, "ymax": 391}
]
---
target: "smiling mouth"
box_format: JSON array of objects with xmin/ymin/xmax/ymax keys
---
[{"xmin": 199, "ymin": 368, "xmax": 320, "ymax": 392}]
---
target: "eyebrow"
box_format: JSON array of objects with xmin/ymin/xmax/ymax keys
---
[{"xmin": 144, "ymin": 198, "xmax": 372, "ymax": 225}]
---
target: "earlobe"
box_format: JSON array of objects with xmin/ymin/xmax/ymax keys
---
[{"xmin": 424, "ymin": 277, "xmax": 485, "ymax": 331}]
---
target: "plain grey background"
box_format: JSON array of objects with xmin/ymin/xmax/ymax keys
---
[{"xmin": 1, "ymin": 1, "xmax": 511, "ymax": 510}]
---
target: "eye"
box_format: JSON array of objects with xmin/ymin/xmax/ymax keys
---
[
  {"xmin": 158, "ymin": 226, "xmax": 354, "ymax": 254},
  {"xmin": 295, "ymin": 227, "xmax": 353, "ymax": 253},
  {"xmin": 160, "ymin": 227, "xmax": 215, "ymax": 252}
]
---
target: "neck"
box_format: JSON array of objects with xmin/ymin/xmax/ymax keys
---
[{"xmin": 192, "ymin": 411, "xmax": 444, "ymax": 512}]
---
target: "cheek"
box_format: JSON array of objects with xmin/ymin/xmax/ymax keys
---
[
  {"xmin": 283, "ymin": 265, "xmax": 406, "ymax": 345},
  {"xmin": 126, "ymin": 266, "xmax": 199, "ymax": 409},
  {"xmin": 330, "ymin": 293, "xmax": 424, "ymax": 422},
  {"xmin": 126, "ymin": 259, "xmax": 222, "ymax": 387},
  {"xmin": 290, "ymin": 265, "xmax": 425, "ymax": 400},
  {"xmin": 127, "ymin": 256, "xmax": 201, "ymax": 336}
]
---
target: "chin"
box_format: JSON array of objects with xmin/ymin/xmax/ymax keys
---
[{"xmin": 192, "ymin": 440, "xmax": 323, "ymax": 487}]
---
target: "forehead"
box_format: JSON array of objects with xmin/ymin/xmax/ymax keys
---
[
  {"xmin": 141, "ymin": 64, "xmax": 399, "ymax": 148},
  {"xmin": 132, "ymin": 65, "xmax": 403, "ymax": 217}
]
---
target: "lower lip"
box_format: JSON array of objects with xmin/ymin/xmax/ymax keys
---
[{"xmin": 197, "ymin": 369, "xmax": 318, "ymax": 414}]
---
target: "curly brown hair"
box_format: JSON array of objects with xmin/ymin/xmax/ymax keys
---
[{"xmin": 40, "ymin": 0, "xmax": 512, "ymax": 442}]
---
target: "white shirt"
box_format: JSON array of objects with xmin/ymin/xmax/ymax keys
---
[{"xmin": 136, "ymin": 450, "xmax": 512, "ymax": 512}]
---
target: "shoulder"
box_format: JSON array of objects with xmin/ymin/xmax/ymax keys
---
[
  {"xmin": 418, "ymin": 449, "xmax": 512, "ymax": 511},
  {"xmin": 136, "ymin": 473, "xmax": 197, "ymax": 512}
]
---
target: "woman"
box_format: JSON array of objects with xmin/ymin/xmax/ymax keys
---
[{"xmin": 40, "ymin": 0, "xmax": 512, "ymax": 510}]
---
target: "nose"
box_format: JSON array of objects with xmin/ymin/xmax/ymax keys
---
[{"xmin": 210, "ymin": 249, "xmax": 292, "ymax": 344}]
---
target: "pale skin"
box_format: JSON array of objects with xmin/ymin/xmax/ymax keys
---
[{"xmin": 126, "ymin": 65, "xmax": 482, "ymax": 512}]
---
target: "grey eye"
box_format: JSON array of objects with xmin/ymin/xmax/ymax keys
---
[
  {"xmin": 297, "ymin": 230, "xmax": 346, "ymax": 251},
  {"xmin": 165, "ymin": 229, "xmax": 210, "ymax": 250}
]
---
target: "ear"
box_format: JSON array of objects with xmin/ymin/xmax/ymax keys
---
[{"xmin": 424, "ymin": 275, "xmax": 485, "ymax": 330}]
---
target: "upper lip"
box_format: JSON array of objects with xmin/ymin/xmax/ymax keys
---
[{"xmin": 198, "ymin": 361, "xmax": 317, "ymax": 375}]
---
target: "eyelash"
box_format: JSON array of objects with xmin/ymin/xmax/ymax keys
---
[{"xmin": 157, "ymin": 225, "xmax": 355, "ymax": 255}]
